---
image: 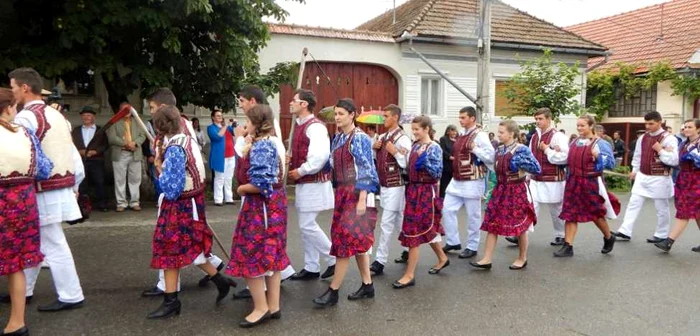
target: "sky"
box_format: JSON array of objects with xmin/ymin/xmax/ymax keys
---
[{"xmin": 272, "ymin": 0, "xmax": 671, "ymax": 29}]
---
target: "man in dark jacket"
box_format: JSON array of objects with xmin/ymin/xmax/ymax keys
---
[
  {"xmin": 72, "ymin": 106, "xmax": 109, "ymax": 211},
  {"xmin": 612, "ymin": 131, "xmax": 626, "ymax": 166}
]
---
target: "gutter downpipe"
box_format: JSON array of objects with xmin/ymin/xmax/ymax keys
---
[{"xmin": 399, "ymin": 31, "xmax": 482, "ymax": 109}]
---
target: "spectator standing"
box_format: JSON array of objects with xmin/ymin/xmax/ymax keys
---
[
  {"xmin": 612, "ymin": 131, "xmax": 626, "ymax": 166},
  {"xmin": 207, "ymin": 109, "xmax": 236, "ymax": 206},
  {"xmin": 72, "ymin": 106, "xmax": 108, "ymax": 212},
  {"xmin": 106, "ymin": 104, "xmax": 146, "ymax": 212}
]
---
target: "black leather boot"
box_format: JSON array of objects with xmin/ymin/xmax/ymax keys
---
[
  {"xmin": 654, "ymin": 238, "xmax": 674, "ymax": 252},
  {"xmin": 347, "ymin": 282, "xmax": 374, "ymax": 301},
  {"xmin": 147, "ymin": 292, "xmax": 181, "ymax": 319},
  {"xmin": 553, "ymin": 243, "xmax": 574, "ymax": 257},
  {"xmin": 313, "ymin": 287, "xmax": 339, "ymax": 307},
  {"xmin": 210, "ymin": 273, "xmax": 236, "ymax": 304},
  {"xmin": 601, "ymin": 234, "xmax": 616, "ymax": 254}
]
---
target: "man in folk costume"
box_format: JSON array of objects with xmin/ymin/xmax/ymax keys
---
[
  {"xmin": 6, "ymin": 68, "xmax": 86, "ymax": 311},
  {"xmin": 369, "ymin": 104, "xmax": 412, "ymax": 275},
  {"xmin": 231, "ymin": 85, "xmax": 296, "ymax": 299},
  {"xmin": 140, "ymin": 88, "xmax": 228, "ymax": 298},
  {"xmin": 442, "ymin": 106, "xmax": 495, "ymax": 259},
  {"xmin": 287, "ymin": 88, "xmax": 336, "ymax": 281},
  {"xmin": 505, "ymin": 108, "xmax": 569, "ymax": 246},
  {"xmin": 613, "ymin": 111, "xmax": 679, "ymax": 242}
]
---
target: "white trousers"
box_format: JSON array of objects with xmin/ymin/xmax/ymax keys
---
[
  {"xmin": 156, "ymin": 254, "xmax": 224, "ymax": 292},
  {"xmin": 25, "ymin": 222, "xmax": 84, "ymax": 303},
  {"xmin": 442, "ymin": 194, "xmax": 482, "ymax": 251},
  {"xmin": 534, "ymin": 201, "xmax": 565, "ymax": 238},
  {"xmin": 113, "ymin": 152, "xmax": 141, "ymax": 208},
  {"xmin": 298, "ymin": 211, "xmax": 335, "ymax": 273},
  {"xmin": 213, "ymin": 157, "xmax": 235, "ymax": 204},
  {"xmin": 617, "ymin": 194, "xmax": 671, "ymax": 238},
  {"xmin": 374, "ymin": 209, "xmax": 406, "ymax": 265}
]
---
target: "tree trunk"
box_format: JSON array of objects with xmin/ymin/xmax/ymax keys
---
[{"xmin": 101, "ymin": 71, "xmax": 131, "ymax": 113}]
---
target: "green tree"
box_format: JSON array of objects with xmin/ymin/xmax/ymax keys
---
[
  {"xmin": 0, "ymin": 0, "xmax": 301, "ymax": 112},
  {"xmin": 502, "ymin": 49, "xmax": 581, "ymax": 125}
]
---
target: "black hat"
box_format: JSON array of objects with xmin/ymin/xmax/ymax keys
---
[{"xmin": 80, "ymin": 106, "xmax": 97, "ymax": 115}]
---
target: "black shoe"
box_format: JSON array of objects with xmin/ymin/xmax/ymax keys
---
[
  {"xmin": 612, "ymin": 231, "xmax": 631, "ymax": 241},
  {"xmin": 270, "ymin": 310, "xmax": 281, "ymax": 319},
  {"xmin": 654, "ymin": 238, "xmax": 674, "ymax": 252},
  {"xmin": 198, "ymin": 263, "xmax": 225, "ymax": 287},
  {"xmin": 320, "ymin": 265, "xmax": 335, "ymax": 279},
  {"xmin": 239, "ymin": 311, "xmax": 271, "ymax": 328},
  {"xmin": 141, "ymin": 287, "xmax": 164, "ymax": 297},
  {"xmin": 550, "ymin": 237, "xmax": 565, "ymax": 246},
  {"xmin": 553, "ymin": 243, "xmax": 574, "ymax": 257},
  {"xmin": 601, "ymin": 235, "xmax": 616, "ymax": 254},
  {"xmin": 509, "ymin": 261, "xmax": 528, "ymax": 270},
  {"xmin": 0, "ymin": 294, "xmax": 32, "ymax": 304},
  {"xmin": 347, "ymin": 283, "xmax": 374, "ymax": 300},
  {"xmin": 1, "ymin": 326, "xmax": 28, "ymax": 336},
  {"xmin": 313, "ymin": 287, "xmax": 339, "ymax": 307},
  {"xmin": 394, "ymin": 251, "xmax": 409, "ymax": 263},
  {"xmin": 646, "ymin": 236, "xmax": 665, "ymax": 244},
  {"xmin": 442, "ymin": 244, "xmax": 461, "ymax": 253},
  {"xmin": 391, "ymin": 279, "xmax": 415, "ymax": 289},
  {"xmin": 370, "ymin": 261, "xmax": 385, "ymax": 275},
  {"xmin": 458, "ymin": 248, "xmax": 477, "ymax": 259},
  {"xmin": 428, "ymin": 259, "xmax": 450, "ymax": 274},
  {"xmin": 505, "ymin": 236, "xmax": 519, "ymax": 245},
  {"xmin": 468, "ymin": 261, "xmax": 492, "ymax": 270},
  {"xmin": 37, "ymin": 299, "xmax": 84, "ymax": 312},
  {"xmin": 210, "ymin": 273, "xmax": 236, "ymax": 304},
  {"xmin": 233, "ymin": 288, "xmax": 252, "ymax": 300},
  {"xmin": 692, "ymin": 245, "xmax": 700, "ymax": 253},
  {"xmin": 215, "ymin": 203, "xmax": 223, "ymax": 207},
  {"xmin": 147, "ymin": 292, "xmax": 181, "ymax": 319},
  {"xmin": 290, "ymin": 269, "xmax": 320, "ymax": 281}
]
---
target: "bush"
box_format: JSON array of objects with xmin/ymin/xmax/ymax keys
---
[{"xmin": 604, "ymin": 165, "xmax": 631, "ymax": 192}]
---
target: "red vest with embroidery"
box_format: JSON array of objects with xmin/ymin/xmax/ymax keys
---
[
  {"xmin": 0, "ymin": 126, "xmax": 37, "ymax": 187},
  {"xmin": 530, "ymin": 129, "xmax": 565, "ymax": 182},
  {"xmin": 451, "ymin": 129, "xmax": 487, "ymax": 181},
  {"xmin": 166, "ymin": 136, "xmax": 205, "ymax": 199},
  {"xmin": 376, "ymin": 129, "xmax": 406, "ymax": 187},
  {"xmin": 495, "ymin": 144, "xmax": 527, "ymax": 184},
  {"xmin": 332, "ymin": 130, "xmax": 359, "ymax": 185},
  {"xmin": 408, "ymin": 143, "xmax": 438, "ymax": 184},
  {"xmin": 25, "ymin": 103, "xmax": 76, "ymax": 192},
  {"xmin": 567, "ymin": 138, "xmax": 601, "ymax": 178},
  {"xmin": 290, "ymin": 117, "xmax": 331, "ymax": 185},
  {"xmin": 640, "ymin": 131, "xmax": 672, "ymax": 176},
  {"xmin": 679, "ymin": 139, "xmax": 700, "ymax": 173}
]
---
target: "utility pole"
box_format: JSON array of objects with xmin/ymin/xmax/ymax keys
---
[
  {"xmin": 476, "ymin": 0, "xmax": 491, "ymax": 125},
  {"xmin": 393, "ymin": 0, "xmax": 396, "ymax": 25}
]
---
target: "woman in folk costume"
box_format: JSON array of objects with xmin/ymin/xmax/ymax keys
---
[
  {"xmin": 469, "ymin": 120, "xmax": 541, "ymax": 270},
  {"xmin": 147, "ymin": 106, "xmax": 235, "ymax": 320},
  {"xmin": 554, "ymin": 115, "xmax": 619, "ymax": 257},
  {"xmin": 226, "ymin": 105, "xmax": 290, "ymax": 328},
  {"xmin": 0, "ymin": 88, "xmax": 52, "ymax": 336},
  {"xmin": 654, "ymin": 119, "xmax": 700, "ymax": 252},
  {"xmin": 392, "ymin": 116, "xmax": 449, "ymax": 289},
  {"xmin": 314, "ymin": 98, "xmax": 379, "ymax": 307}
]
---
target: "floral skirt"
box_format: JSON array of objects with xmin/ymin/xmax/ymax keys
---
[
  {"xmin": 151, "ymin": 193, "xmax": 212, "ymax": 269},
  {"xmin": 0, "ymin": 183, "xmax": 44, "ymax": 276},
  {"xmin": 481, "ymin": 182, "xmax": 536, "ymax": 236},
  {"xmin": 226, "ymin": 189, "xmax": 290, "ymax": 278},
  {"xmin": 399, "ymin": 183, "xmax": 444, "ymax": 248},
  {"xmin": 330, "ymin": 184, "xmax": 378, "ymax": 258},
  {"xmin": 674, "ymin": 171, "xmax": 700, "ymax": 219},
  {"xmin": 560, "ymin": 176, "xmax": 620, "ymax": 223}
]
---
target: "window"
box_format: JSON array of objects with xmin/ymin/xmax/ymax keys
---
[
  {"xmin": 421, "ymin": 77, "xmax": 442, "ymax": 116},
  {"xmin": 494, "ymin": 79, "xmax": 520, "ymax": 117},
  {"xmin": 608, "ymin": 83, "xmax": 657, "ymax": 118}
]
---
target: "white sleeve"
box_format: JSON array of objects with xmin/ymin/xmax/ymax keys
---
[
  {"xmin": 14, "ymin": 110, "xmax": 37, "ymax": 132},
  {"xmin": 659, "ymin": 134, "xmax": 679, "ymax": 166},
  {"xmin": 632, "ymin": 136, "xmax": 642, "ymax": 173},
  {"xmin": 72, "ymin": 145, "xmax": 85, "ymax": 191},
  {"xmin": 471, "ymin": 132, "xmax": 495, "ymax": 165},
  {"xmin": 298, "ymin": 123, "xmax": 330, "ymax": 176},
  {"xmin": 544, "ymin": 132, "xmax": 569, "ymax": 165},
  {"xmin": 185, "ymin": 120, "xmax": 199, "ymax": 147},
  {"xmin": 394, "ymin": 134, "xmax": 412, "ymax": 169},
  {"xmin": 234, "ymin": 136, "xmax": 246, "ymax": 156},
  {"xmin": 274, "ymin": 137, "xmax": 287, "ymax": 175}
]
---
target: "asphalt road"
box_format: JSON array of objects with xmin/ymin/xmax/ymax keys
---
[{"xmin": 1, "ymin": 192, "xmax": 699, "ymax": 336}]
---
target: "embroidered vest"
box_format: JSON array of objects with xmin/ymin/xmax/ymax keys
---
[
  {"xmin": 25, "ymin": 103, "xmax": 75, "ymax": 192},
  {"xmin": 408, "ymin": 142, "xmax": 438, "ymax": 184},
  {"xmin": 165, "ymin": 135, "xmax": 206, "ymax": 199},
  {"xmin": 332, "ymin": 129, "xmax": 359, "ymax": 185},
  {"xmin": 495, "ymin": 144, "xmax": 527, "ymax": 184},
  {"xmin": 451, "ymin": 129, "xmax": 487, "ymax": 181},
  {"xmin": 640, "ymin": 131, "xmax": 672, "ymax": 176},
  {"xmin": 567, "ymin": 138, "xmax": 601, "ymax": 178},
  {"xmin": 530, "ymin": 129, "xmax": 565, "ymax": 182},
  {"xmin": 0, "ymin": 125, "xmax": 36, "ymax": 187},
  {"xmin": 679, "ymin": 139, "xmax": 700, "ymax": 173},
  {"xmin": 290, "ymin": 117, "xmax": 331, "ymax": 185},
  {"xmin": 376, "ymin": 129, "xmax": 406, "ymax": 188}
]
